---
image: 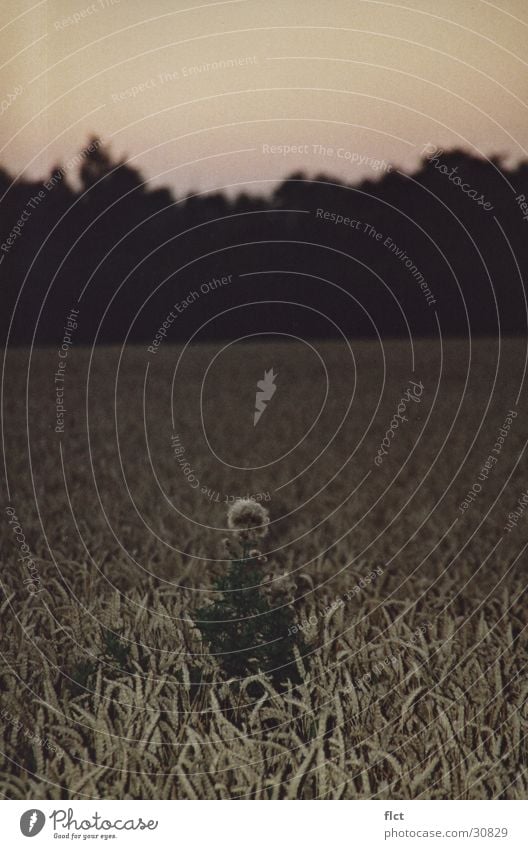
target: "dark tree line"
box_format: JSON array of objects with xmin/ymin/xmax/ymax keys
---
[{"xmin": 1, "ymin": 137, "xmax": 527, "ymax": 347}]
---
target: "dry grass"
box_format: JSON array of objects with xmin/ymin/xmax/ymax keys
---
[{"xmin": 1, "ymin": 340, "xmax": 527, "ymax": 799}]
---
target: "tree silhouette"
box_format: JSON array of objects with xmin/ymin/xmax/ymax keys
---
[{"xmin": 0, "ymin": 139, "xmax": 527, "ymax": 347}]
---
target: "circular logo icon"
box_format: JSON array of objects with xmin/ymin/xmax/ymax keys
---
[{"xmin": 20, "ymin": 809, "xmax": 46, "ymax": 837}]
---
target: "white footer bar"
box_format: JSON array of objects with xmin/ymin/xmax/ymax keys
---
[{"xmin": 3, "ymin": 799, "xmax": 527, "ymax": 848}]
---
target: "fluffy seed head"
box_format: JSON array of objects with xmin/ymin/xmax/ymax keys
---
[{"xmin": 227, "ymin": 498, "xmax": 270, "ymax": 542}]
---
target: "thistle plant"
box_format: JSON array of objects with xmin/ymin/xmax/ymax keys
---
[{"xmin": 195, "ymin": 499, "xmax": 304, "ymax": 687}]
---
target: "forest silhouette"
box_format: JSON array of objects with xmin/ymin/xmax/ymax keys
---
[{"xmin": 1, "ymin": 138, "xmax": 527, "ymax": 346}]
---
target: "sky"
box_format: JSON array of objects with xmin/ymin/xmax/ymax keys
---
[{"xmin": 2, "ymin": 0, "xmax": 528, "ymax": 196}]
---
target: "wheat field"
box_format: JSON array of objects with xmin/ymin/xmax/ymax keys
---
[{"xmin": 1, "ymin": 339, "xmax": 527, "ymax": 799}]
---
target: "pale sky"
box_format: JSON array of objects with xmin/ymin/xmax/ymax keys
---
[{"xmin": 2, "ymin": 0, "xmax": 528, "ymax": 195}]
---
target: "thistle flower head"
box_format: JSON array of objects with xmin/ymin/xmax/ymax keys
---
[{"xmin": 227, "ymin": 498, "xmax": 270, "ymax": 543}]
